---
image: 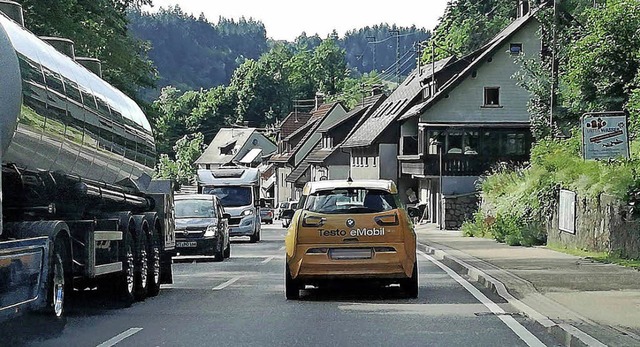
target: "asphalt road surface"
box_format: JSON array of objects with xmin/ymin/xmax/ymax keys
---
[{"xmin": 1, "ymin": 224, "xmax": 561, "ymax": 347}]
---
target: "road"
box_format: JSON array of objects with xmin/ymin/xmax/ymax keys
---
[{"xmin": 2, "ymin": 224, "xmax": 561, "ymax": 347}]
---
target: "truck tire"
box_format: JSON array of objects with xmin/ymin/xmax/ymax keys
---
[
  {"xmin": 118, "ymin": 231, "xmax": 135, "ymax": 306},
  {"xmin": 146, "ymin": 231, "xmax": 161, "ymax": 297},
  {"xmin": 134, "ymin": 229, "xmax": 149, "ymax": 301},
  {"xmin": 45, "ymin": 238, "xmax": 68, "ymax": 318}
]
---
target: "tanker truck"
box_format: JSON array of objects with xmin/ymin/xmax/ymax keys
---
[{"xmin": 0, "ymin": 2, "xmax": 175, "ymax": 321}]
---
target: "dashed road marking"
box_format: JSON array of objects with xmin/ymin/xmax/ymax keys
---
[
  {"xmin": 212, "ymin": 276, "xmax": 242, "ymax": 291},
  {"xmin": 261, "ymin": 256, "xmax": 276, "ymax": 264},
  {"xmin": 96, "ymin": 328, "xmax": 143, "ymax": 347}
]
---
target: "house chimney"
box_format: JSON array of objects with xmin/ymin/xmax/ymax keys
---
[
  {"xmin": 315, "ymin": 91, "xmax": 324, "ymax": 111},
  {"xmin": 371, "ymin": 84, "xmax": 384, "ymax": 96},
  {"xmin": 517, "ymin": 0, "xmax": 530, "ymax": 17},
  {"xmin": 76, "ymin": 57, "xmax": 102, "ymax": 78},
  {"xmin": 40, "ymin": 36, "xmax": 75, "ymax": 59},
  {"xmin": 0, "ymin": 1, "xmax": 24, "ymax": 27}
]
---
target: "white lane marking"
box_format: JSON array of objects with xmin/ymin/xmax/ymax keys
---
[
  {"xmin": 212, "ymin": 276, "xmax": 242, "ymax": 291},
  {"xmin": 418, "ymin": 250, "xmax": 546, "ymax": 347},
  {"xmin": 96, "ymin": 328, "xmax": 143, "ymax": 347},
  {"xmin": 278, "ymin": 246, "xmax": 286, "ymax": 251},
  {"xmin": 261, "ymin": 256, "xmax": 276, "ymax": 264}
]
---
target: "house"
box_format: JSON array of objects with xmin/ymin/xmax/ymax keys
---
[
  {"xmin": 341, "ymin": 55, "xmax": 467, "ymax": 205},
  {"xmin": 269, "ymin": 111, "xmax": 312, "ymax": 206},
  {"xmin": 398, "ymin": 2, "xmax": 544, "ymax": 229},
  {"xmin": 270, "ymin": 101, "xmax": 348, "ymax": 203},
  {"xmin": 308, "ymin": 92, "xmax": 387, "ymax": 182},
  {"xmin": 195, "ymin": 128, "xmax": 277, "ymax": 169}
]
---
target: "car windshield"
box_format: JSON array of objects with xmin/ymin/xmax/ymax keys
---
[
  {"xmin": 175, "ymin": 200, "xmax": 216, "ymax": 218},
  {"xmin": 303, "ymin": 188, "xmax": 397, "ymax": 214},
  {"xmin": 204, "ymin": 186, "xmax": 252, "ymax": 207}
]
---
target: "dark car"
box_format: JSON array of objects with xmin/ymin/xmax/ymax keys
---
[
  {"xmin": 174, "ymin": 194, "xmax": 231, "ymax": 261},
  {"xmin": 260, "ymin": 205, "xmax": 274, "ymax": 224}
]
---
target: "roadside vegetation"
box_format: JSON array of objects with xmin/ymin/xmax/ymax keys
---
[{"xmin": 460, "ymin": 0, "xmax": 640, "ymax": 253}]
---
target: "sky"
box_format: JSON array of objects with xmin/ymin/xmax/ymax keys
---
[{"xmin": 142, "ymin": 0, "xmax": 450, "ymax": 42}]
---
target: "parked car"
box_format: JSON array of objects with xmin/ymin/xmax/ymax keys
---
[
  {"xmin": 280, "ymin": 201, "xmax": 298, "ymax": 228},
  {"xmin": 260, "ymin": 205, "xmax": 274, "ymax": 224},
  {"xmin": 174, "ymin": 194, "xmax": 231, "ymax": 261},
  {"xmin": 283, "ymin": 179, "xmax": 418, "ymax": 299}
]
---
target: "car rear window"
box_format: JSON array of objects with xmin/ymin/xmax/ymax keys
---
[{"xmin": 303, "ymin": 188, "xmax": 397, "ymax": 214}]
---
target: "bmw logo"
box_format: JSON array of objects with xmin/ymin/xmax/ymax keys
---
[{"xmin": 346, "ymin": 219, "xmax": 355, "ymax": 228}]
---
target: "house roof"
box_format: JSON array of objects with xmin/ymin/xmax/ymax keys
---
[
  {"xmin": 285, "ymin": 102, "xmax": 340, "ymax": 163},
  {"xmin": 411, "ymin": 7, "xmax": 543, "ymax": 120},
  {"xmin": 270, "ymin": 118, "xmax": 320, "ymax": 163},
  {"xmin": 285, "ymin": 160, "xmax": 311, "ymax": 184},
  {"xmin": 195, "ymin": 128, "xmax": 256, "ymax": 165},
  {"xmin": 341, "ymin": 57, "xmax": 455, "ymax": 148},
  {"xmin": 279, "ymin": 111, "xmax": 312, "ymax": 139}
]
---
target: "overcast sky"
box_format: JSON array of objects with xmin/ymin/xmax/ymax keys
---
[{"xmin": 142, "ymin": 0, "xmax": 450, "ymax": 41}]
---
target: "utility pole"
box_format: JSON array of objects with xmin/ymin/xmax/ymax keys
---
[
  {"xmin": 389, "ymin": 29, "xmax": 400, "ymax": 84},
  {"xmin": 550, "ymin": 0, "xmax": 558, "ymax": 131},
  {"xmin": 366, "ymin": 36, "xmax": 376, "ymax": 72}
]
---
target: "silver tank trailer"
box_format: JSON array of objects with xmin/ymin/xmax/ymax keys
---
[{"xmin": 0, "ymin": 12, "xmax": 156, "ymax": 185}]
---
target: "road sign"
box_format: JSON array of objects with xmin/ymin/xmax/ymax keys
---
[{"xmin": 581, "ymin": 111, "xmax": 629, "ymax": 160}]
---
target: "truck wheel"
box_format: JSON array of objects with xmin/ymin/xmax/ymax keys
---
[
  {"xmin": 118, "ymin": 231, "xmax": 135, "ymax": 306},
  {"xmin": 47, "ymin": 238, "xmax": 67, "ymax": 318},
  {"xmin": 146, "ymin": 231, "xmax": 161, "ymax": 297},
  {"xmin": 134, "ymin": 232, "xmax": 149, "ymax": 301},
  {"xmin": 285, "ymin": 263, "xmax": 300, "ymax": 300},
  {"xmin": 400, "ymin": 261, "xmax": 419, "ymax": 299}
]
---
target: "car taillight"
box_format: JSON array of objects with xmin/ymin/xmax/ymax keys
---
[
  {"xmin": 306, "ymin": 248, "xmax": 328, "ymax": 254},
  {"xmin": 374, "ymin": 213, "xmax": 399, "ymax": 226}
]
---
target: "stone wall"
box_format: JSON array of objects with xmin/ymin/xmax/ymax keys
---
[
  {"xmin": 443, "ymin": 193, "xmax": 480, "ymax": 230},
  {"xmin": 548, "ymin": 193, "xmax": 640, "ymax": 258}
]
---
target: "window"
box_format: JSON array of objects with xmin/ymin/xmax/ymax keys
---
[
  {"xmin": 510, "ymin": 43, "xmax": 523, "ymax": 55},
  {"xmin": 426, "ymin": 130, "xmax": 442, "ymax": 154},
  {"xmin": 446, "ymin": 131, "xmax": 463, "ymax": 154},
  {"xmin": 503, "ymin": 133, "xmax": 526, "ymax": 155},
  {"xmin": 402, "ymin": 136, "xmax": 419, "ymax": 155},
  {"xmin": 484, "ymin": 87, "xmax": 500, "ymax": 106},
  {"xmin": 304, "ymin": 188, "xmax": 397, "ymax": 214}
]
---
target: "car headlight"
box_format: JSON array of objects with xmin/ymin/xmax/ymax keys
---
[
  {"xmin": 204, "ymin": 225, "xmax": 218, "ymax": 237},
  {"xmin": 241, "ymin": 209, "xmax": 254, "ymax": 216}
]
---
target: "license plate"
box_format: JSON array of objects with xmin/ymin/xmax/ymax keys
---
[
  {"xmin": 330, "ymin": 248, "xmax": 372, "ymax": 260},
  {"xmin": 176, "ymin": 241, "xmax": 197, "ymax": 248}
]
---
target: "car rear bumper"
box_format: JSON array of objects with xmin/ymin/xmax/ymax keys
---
[{"xmin": 288, "ymin": 243, "xmax": 415, "ymax": 280}]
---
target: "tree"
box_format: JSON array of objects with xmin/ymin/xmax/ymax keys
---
[
  {"xmin": 155, "ymin": 133, "xmax": 205, "ymax": 188},
  {"xmin": 312, "ymin": 38, "xmax": 348, "ymax": 95},
  {"xmin": 20, "ymin": 0, "xmax": 157, "ymax": 101}
]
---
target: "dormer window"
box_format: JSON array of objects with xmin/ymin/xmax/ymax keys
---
[
  {"xmin": 322, "ymin": 134, "xmax": 333, "ymax": 149},
  {"xmin": 510, "ymin": 43, "xmax": 523, "ymax": 55}
]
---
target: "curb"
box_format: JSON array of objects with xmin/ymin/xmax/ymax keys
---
[{"xmin": 417, "ymin": 242, "xmax": 607, "ymax": 347}]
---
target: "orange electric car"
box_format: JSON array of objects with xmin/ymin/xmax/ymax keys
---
[{"xmin": 283, "ymin": 179, "xmax": 418, "ymax": 299}]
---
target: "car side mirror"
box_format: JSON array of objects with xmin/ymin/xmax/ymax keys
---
[
  {"xmin": 407, "ymin": 207, "xmax": 420, "ymax": 218},
  {"xmin": 223, "ymin": 213, "xmax": 231, "ymax": 219}
]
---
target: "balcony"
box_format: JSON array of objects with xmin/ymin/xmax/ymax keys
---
[{"xmin": 400, "ymin": 154, "xmax": 529, "ymax": 177}]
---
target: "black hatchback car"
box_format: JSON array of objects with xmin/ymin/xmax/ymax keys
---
[{"xmin": 174, "ymin": 194, "xmax": 231, "ymax": 261}]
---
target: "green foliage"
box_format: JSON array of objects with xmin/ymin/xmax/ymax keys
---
[
  {"xmin": 20, "ymin": 0, "xmax": 156, "ymax": 101},
  {"xmin": 127, "ymin": 6, "xmax": 268, "ymax": 101},
  {"xmin": 155, "ymin": 133, "xmax": 205, "ymax": 187},
  {"xmin": 422, "ymin": 0, "xmax": 514, "ymax": 62},
  {"xmin": 329, "ymin": 72, "xmax": 387, "ymax": 109}
]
